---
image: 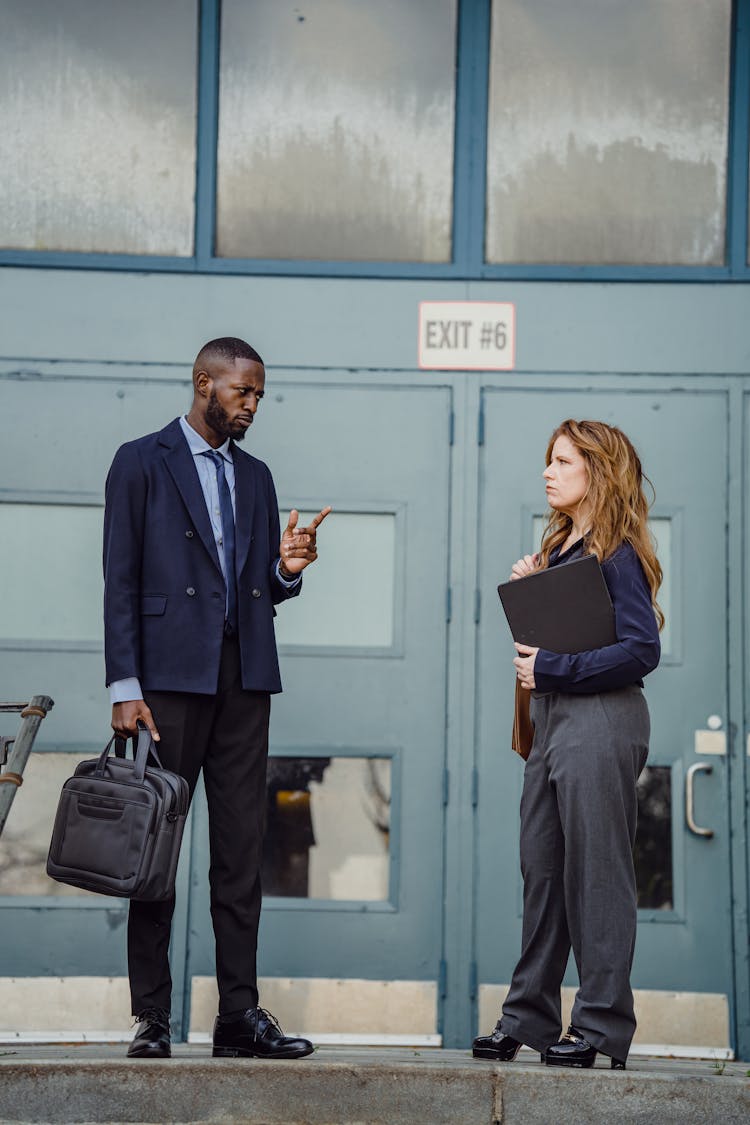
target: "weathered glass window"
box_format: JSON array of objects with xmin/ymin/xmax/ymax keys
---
[
  {"xmin": 486, "ymin": 0, "xmax": 731, "ymax": 265},
  {"xmin": 0, "ymin": 505, "xmax": 102, "ymax": 644},
  {"xmin": 0, "ymin": 0, "xmax": 198, "ymax": 256},
  {"xmin": 635, "ymin": 765, "xmax": 673, "ymax": 910},
  {"xmin": 263, "ymin": 757, "xmax": 391, "ymax": 900},
  {"xmin": 0, "ymin": 752, "xmax": 91, "ymax": 896},
  {"xmin": 274, "ymin": 511, "xmax": 396, "ymax": 650},
  {"xmin": 648, "ymin": 517, "xmax": 672, "ymax": 657},
  {"xmin": 216, "ymin": 0, "xmax": 457, "ymax": 262}
]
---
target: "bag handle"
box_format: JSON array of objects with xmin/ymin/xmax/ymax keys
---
[
  {"xmin": 95, "ymin": 722, "xmax": 164, "ymax": 779},
  {"xmin": 133, "ymin": 720, "xmax": 164, "ymax": 777},
  {"xmin": 95, "ymin": 734, "xmax": 118, "ymax": 775}
]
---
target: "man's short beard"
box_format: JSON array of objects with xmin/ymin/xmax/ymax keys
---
[{"xmin": 206, "ymin": 389, "xmax": 247, "ymax": 441}]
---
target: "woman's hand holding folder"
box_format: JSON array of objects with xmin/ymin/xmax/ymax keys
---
[
  {"xmin": 513, "ymin": 642, "xmax": 538, "ymax": 690},
  {"xmin": 509, "ymin": 554, "xmax": 541, "ymax": 689},
  {"xmin": 509, "ymin": 552, "xmax": 540, "ymax": 581}
]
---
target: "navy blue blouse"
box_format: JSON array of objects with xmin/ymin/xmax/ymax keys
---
[{"xmin": 533, "ymin": 539, "xmax": 661, "ymax": 695}]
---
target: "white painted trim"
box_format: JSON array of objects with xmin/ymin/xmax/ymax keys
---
[
  {"xmin": 631, "ymin": 1044, "xmax": 734, "ymax": 1061},
  {"xmin": 478, "ymin": 985, "xmax": 731, "ymax": 1052},
  {"xmin": 190, "ymin": 975, "xmax": 438, "ymax": 1036}
]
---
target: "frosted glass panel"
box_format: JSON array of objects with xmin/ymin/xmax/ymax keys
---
[
  {"xmin": 486, "ymin": 0, "xmax": 731, "ymax": 265},
  {"xmin": 216, "ymin": 0, "xmax": 456, "ymax": 261},
  {"xmin": 531, "ymin": 515, "xmax": 546, "ymax": 556},
  {"xmin": 1, "ymin": 506, "xmax": 395, "ymax": 649},
  {"xmin": 275, "ymin": 512, "xmax": 396, "ymax": 648},
  {"xmin": 0, "ymin": 0, "xmax": 197, "ymax": 255},
  {"xmin": 0, "ymin": 752, "xmax": 91, "ymax": 896},
  {"xmin": 649, "ymin": 517, "xmax": 671, "ymax": 656},
  {"xmin": 264, "ymin": 757, "xmax": 390, "ymax": 900},
  {"xmin": 0, "ymin": 505, "xmax": 103, "ymax": 643}
]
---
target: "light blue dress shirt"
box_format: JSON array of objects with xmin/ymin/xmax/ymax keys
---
[{"xmin": 109, "ymin": 416, "xmax": 299, "ymax": 704}]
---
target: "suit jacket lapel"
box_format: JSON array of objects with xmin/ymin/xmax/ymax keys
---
[
  {"xmin": 159, "ymin": 420, "xmax": 223, "ymax": 576},
  {"xmin": 232, "ymin": 445, "xmax": 257, "ymax": 579}
]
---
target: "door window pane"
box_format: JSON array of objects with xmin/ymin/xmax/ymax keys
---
[
  {"xmin": 486, "ymin": 0, "xmax": 731, "ymax": 265},
  {"xmin": 274, "ymin": 512, "xmax": 397, "ymax": 649},
  {"xmin": 216, "ymin": 0, "xmax": 456, "ymax": 261},
  {"xmin": 635, "ymin": 765, "xmax": 673, "ymax": 909},
  {"xmin": 0, "ymin": 505, "xmax": 103, "ymax": 644},
  {"xmin": 263, "ymin": 757, "xmax": 391, "ymax": 900},
  {"xmin": 649, "ymin": 517, "xmax": 672, "ymax": 657},
  {"xmin": 0, "ymin": 0, "xmax": 197, "ymax": 256},
  {"xmin": 0, "ymin": 752, "xmax": 91, "ymax": 896}
]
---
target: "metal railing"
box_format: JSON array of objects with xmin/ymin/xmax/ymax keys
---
[{"xmin": 0, "ymin": 696, "xmax": 54, "ymax": 838}]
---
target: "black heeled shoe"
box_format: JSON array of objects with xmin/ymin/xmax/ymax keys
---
[
  {"xmin": 544, "ymin": 1026, "xmax": 625, "ymax": 1070},
  {"xmin": 472, "ymin": 1022, "xmax": 523, "ymax": 1061}
]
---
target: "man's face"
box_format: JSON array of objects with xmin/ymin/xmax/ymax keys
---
[{"xmin": 205, "ymin": 359, "xmax": 266, "ymax": 442}]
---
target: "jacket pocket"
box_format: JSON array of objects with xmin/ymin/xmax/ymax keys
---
[{"xmin": 140, "ymin": 595, "xmax": 167, "ymax": 616}]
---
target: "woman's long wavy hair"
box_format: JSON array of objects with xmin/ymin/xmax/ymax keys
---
[{"xmin": 538, "ymin": 419, "xmax": 664, "ymax": 630}]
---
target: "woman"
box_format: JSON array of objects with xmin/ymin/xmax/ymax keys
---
[{"xmin": 473, "ymin": 419, "xmax": 662, "ymax": 1070}]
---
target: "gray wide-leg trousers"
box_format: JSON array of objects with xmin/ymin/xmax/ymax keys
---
[{"xmin": 499, "ymin": 685, "xmax": 650, "ymax": 1063}]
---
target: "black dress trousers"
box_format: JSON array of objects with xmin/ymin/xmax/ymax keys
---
[{"xmin": 128, "ymin": 636, "xmax": 270, "ymax": 1016}]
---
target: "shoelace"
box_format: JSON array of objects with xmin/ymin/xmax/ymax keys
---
[
  {"xmin": 133, "ymin": 1007, "xmax": 170, "ymax": 1030},
  {"xmin": 255, "ymin": 1007, "xmax": 283, "ymax": 1035}
]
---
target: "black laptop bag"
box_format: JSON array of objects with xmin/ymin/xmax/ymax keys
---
[{"xmin": 47, "ymin": 722, "xmax": 189, "ymax": 900}]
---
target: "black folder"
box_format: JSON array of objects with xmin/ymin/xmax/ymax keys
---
[{"xmin": 497, "ymin": 554, "xmax": 616, "ymax": 654}]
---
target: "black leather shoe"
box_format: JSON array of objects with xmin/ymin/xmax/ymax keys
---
[
  {"xmin": 127, "ymin": 1008, "xmax": 171, "ymax": 1059},
  {"xmin": 544, "ymin": 1025, "xmax": 627, "ymax": 1069},
  {"xmin": 212, "ymin": 1007, "xmax": 314, "ymax": 1059},
  {"xmin": 544, "ymin": 1026, "xmax": 597, "ymax": 1068},
  {"xmin": 472, "ymin": 1022, "xmax": 523, "ymax": 1061}
]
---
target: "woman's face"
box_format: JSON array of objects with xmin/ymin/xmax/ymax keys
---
[{"xmin": 544, "ymin": 434, "xmax": 589, "ymax": 517}]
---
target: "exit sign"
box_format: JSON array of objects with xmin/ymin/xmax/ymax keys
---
[{"xmin": 418, "ymin": 301, "xmax": 516, "ymax": 370}]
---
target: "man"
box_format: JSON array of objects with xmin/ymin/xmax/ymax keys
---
[{"xmin": 103, "ymin": 336, "xmax": 330, "ymax": 1060}]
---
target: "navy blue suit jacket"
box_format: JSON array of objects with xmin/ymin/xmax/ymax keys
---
[{"xmin": 103, "ymin": 418, "xmax": 300, "ymax": 695}]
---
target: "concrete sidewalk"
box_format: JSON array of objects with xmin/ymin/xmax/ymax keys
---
[{"xmin": 1, "ymin": 1044, "xmax": 749, "ymax": 1124}]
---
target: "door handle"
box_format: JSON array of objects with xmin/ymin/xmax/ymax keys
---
[{"xmin": 685, "ymin": 762, "xmax": 714, "ymax": 838}]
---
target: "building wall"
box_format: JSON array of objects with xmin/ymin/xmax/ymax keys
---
[
  {"xmin": 1, "ymin": 267, "xmax": 748, "ymax": 1054},
  {"xmin": 1, "ymin": 0, "xmax": 749, "ymax": 1053}
]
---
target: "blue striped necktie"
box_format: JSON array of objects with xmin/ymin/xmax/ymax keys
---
[{"xmin": 202, "ymin": 449, "xmax": 238, "ymax": 635}]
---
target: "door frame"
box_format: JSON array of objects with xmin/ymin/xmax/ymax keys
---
[
  {"xmin": 439, "ymin": 371, "xmax": 749, "ymax": 1058},
  {"xmin": 175, "ymin": 374, "xmax": 457, "ymax": 1040}
]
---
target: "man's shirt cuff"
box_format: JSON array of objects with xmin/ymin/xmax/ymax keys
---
[
  {"xmin": 275, "ymin": 560, "xmax": 302, "ymax": 588},
  {"xmin": 109, "ymin": 677, "xmax": 144, "ymax": 704}
]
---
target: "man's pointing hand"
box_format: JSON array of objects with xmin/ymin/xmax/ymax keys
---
[{"xmin": 279, "ymin": 506, "xmax": 332, "ymax": 577}]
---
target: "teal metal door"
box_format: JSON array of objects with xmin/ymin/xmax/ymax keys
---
[
  {"xmin": 0, "ymin": 369, "xmax": 198, "ymax": 989},
  {"xmin": 182, "ymin": 378, "xmax": 453, "ymax": 1034},
  {"xmin": 474, "ymin": 385, "xmax": 732, "ymax": 1040}
]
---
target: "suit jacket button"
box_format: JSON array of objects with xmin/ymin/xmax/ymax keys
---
[
  {"xmin": 251, "ymin": 588, "xmax": 262, "ymax": 599},
  {"xmin": 185, "ymin": 530, "xmax": 194, "ymax": 538},
  {"xmin": 186, "ymin": 587, "xmax": 196, "ymax": 596}
]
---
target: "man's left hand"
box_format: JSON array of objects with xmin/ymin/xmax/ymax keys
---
[
  {"xmin": 279, "ymin": 506, "xmax": 332, "ymax": 577},
  {"xmin": 513, "ymin": 642, "xmax": 539, "ymax": 690}
]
